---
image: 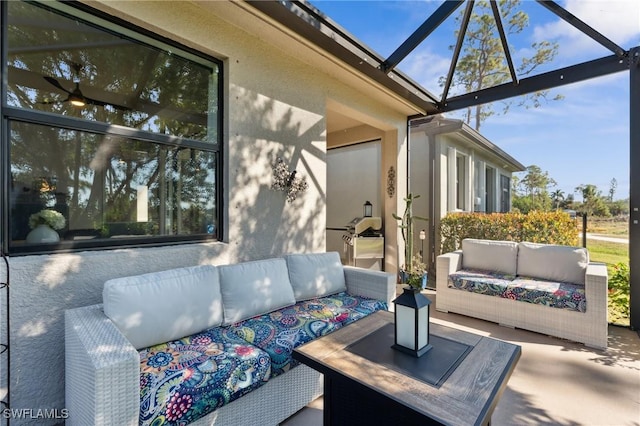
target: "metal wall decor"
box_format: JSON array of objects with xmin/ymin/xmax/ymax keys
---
[
  {"xmin": 271, "ymin": 157, "xmax": 309, "ymax": 203},
  {"xmin": 387, "ymin": 166, "xmax": 396, "ymax": 198}
]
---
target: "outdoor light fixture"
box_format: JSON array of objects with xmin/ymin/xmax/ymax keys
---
[
  {"xmin": 419, "ymin": 229, "xmax": 426, "ymax": 258},
  {"xmin": 363, "ymin": 200, "xmax": 372, "ymax": 217},
  {"xmin": 392, "ymin": 287, "xmax": 432, "ymax": 357}
]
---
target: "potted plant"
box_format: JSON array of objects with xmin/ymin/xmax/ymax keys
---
[
  {"xmin": 26, "ymin": 209, "xmax": 66, "ymax": 243},
  {"xmin": 393, "ymin": 193, "xmax": 429, "ymax": 290}
]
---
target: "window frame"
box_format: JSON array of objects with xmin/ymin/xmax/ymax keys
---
[{"xmin": 1, "ymin": 0, "xmax": 224, "ymax": 255}]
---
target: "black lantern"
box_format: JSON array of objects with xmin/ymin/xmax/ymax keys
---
[
  {"xmin": 392, "ymin": 287, "xmax": 432, "ymax": 357},
  {"xmin": 363, "ymin": 201, "xmax": 373, "ymax": 217}
]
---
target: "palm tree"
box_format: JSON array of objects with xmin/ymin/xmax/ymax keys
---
[{"xmin": 551, "ymin": 189, "xmax": 564, "ymax": 210}]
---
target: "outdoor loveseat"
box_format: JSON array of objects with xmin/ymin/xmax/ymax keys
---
[
  {"xmin": 65, "ymin": 252, "xmax": 395, "ymax": 425},
  {"xmin": 436, "ymin": 238, "xmax": 608, "ymax": 349}
]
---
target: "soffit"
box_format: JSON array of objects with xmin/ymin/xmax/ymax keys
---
[{"xmin": 191, "ymin": 0, "xmax": 424, "ymax": 117}]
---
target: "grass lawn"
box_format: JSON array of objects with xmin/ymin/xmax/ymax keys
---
[
  {"xmin": 586, "ymin": 239, "xmax": 628, "ymax": 269},
  {"xmin": 585, "ymin": 238, "xmax": 629, "ymax": 326},
  {"xmin": 582, "ymin": 217, "xmax": 629, "ymax": 238}
]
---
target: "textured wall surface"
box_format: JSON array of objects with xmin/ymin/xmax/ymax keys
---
[{"xmin": 0, "ymin": 1, "xmax": 409, "ymax": 423}]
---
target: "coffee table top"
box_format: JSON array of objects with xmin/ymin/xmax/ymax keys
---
[{"xmin": 293, "ymin": 310, "xmax": 521, "ymax": 426}]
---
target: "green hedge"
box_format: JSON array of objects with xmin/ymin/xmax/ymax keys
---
[{"xmin": 440, "ymin": 211, "xmax": 579, "ymax": 254}]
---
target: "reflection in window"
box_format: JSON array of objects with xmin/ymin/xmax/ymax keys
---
[
  {"xmin": 9, "ymin": 122, "xmax": 216, "ymax": 246},
  {"xmin": 6, "ymin": 1, "xmax": 217, "ymax": 143},
  {"xmin": 3, "ymin": 1, "xmax": 222, "ymax": 253}
]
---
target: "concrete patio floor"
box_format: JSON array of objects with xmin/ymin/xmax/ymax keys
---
[{"xmin": 282, "ymin": 288, "xmax": 640, "ymax": 426}]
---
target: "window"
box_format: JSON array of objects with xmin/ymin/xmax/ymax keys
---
[
  {"xmin": 2, "ymin": 1, "xmax": 222, "ymax": 254},
  {"xmin": 446, "ymin": 147, "xmax": 469, "ymax": 212},
  {"xmin": 486, "ymin": 167, "xmax": 496, "ymax": 213},
  {"xmin": 473, "ymin": 160, "xmax": 485, "ymax": 212},
  {"xmin": 500, "ymin": 175, "xmax": 511, "ymax": 213},
  {"xmin": 455, "ymin": 154, "xmax": 466, "ymax": 210}
]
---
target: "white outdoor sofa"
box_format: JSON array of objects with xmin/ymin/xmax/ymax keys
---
[
  {"xmin": 436, "ymin": 239, "xmax": 608, "ymax": 349},
  {"xmin": 65, "ymin": 252, "xmax": 395, "ymax": 425}
]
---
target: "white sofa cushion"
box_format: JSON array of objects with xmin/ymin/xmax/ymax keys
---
[
  {"xmin": 517, "ymin": 242, "xmax": 589, "ymax": 285},
  {"xmin": 284, "ymin": 252, "xmax": 347, "ymax": 301},
  {"xmin": 461, "ymin": 238, "xmax": 519, "ymax": 275},
  {"xmin": 103, "ymin": 265, "xmax": 221, "ymax": 350},
  {"xmin": 219, "ymin": 258, "xmax": 296, "ymax": 325}
]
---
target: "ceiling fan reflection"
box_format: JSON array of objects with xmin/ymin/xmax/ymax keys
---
[{"xmin": 39, "ymin": 63, "xmax": 129, "ymax": 111}]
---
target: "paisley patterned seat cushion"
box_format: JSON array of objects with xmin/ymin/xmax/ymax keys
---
[
  {"xmin": 227, "ymin": 292, "xmax": 387, "ymax": 376},
  {"xmin": 448, "ymin": 269, "xmax": 586, "ymax": 313},
  {"xmin": 510, "ymin": 276, "xmax": 586, "ymax": 313},
  {"xmin": 139, "ymin": 326, "xmax": 271, "ymax": 426},
  {"xmin": 448, "ymin": 269, "xmax": 515, "ymax": 297}
]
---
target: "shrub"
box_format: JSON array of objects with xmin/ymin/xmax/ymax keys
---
[
  {"xmin": 440, "ymin": 211, "xmax": 578, "ymax": 253},
  {"xmin": 608, "ymin": 262, "xmax": 630, "ymax": 322}
]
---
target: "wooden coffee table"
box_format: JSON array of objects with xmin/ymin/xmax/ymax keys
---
[{"xmin": 292, "ymin": 310, "xmax": 521, "ymax": 426}]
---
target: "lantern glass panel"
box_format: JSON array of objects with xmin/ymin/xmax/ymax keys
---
[
  {"xmin": 418, "ymin": 305, "xmax": 429, "ymax": 349},
  {"xmin": 396, "ymin": 304, "xmax": 416, "ymax": 350}
]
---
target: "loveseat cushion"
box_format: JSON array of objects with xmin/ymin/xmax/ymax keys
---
[
  {"xmin": 517, "ymin": 242, "xmax": 588, "ymax": 285},
  {"xmin": 462, "ymin": 239, "xmax": 519, "ymax": 275},
  {"xmin": 219, "ymin": 258, "xmax": 296, "ymax": 325},
  {"xmin": 510, "ymin": 276, "xmax": 586, "ymax": 312},
  {"xmin": 448, "ymin": 269, "xmax": 587, "ymax": 313},
  {"xmin": 103, "ymin": 265, "xmax": 222, "ymax": 350},
  {"xmin": 448, "ymin": 269, "xmax": 516, "ymax": 297},
  {"xmin": 284, "ymin": 252, "xmax": 347, "ymax": 301},
  {"xmin": 228, "ymin": 292, "xmax": 387, "ymax": 376},
  {"xmin": 139, "ymin": 326, "xmax": 271, "ymax": 426}
]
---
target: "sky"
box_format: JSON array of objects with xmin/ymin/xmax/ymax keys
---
[{"xmin": 309, "ymin": 0, "xmax": 640, "ymax": 202}]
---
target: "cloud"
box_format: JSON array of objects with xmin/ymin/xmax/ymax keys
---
[
  {"xmin": 533, "ymin": 0, "xmax": 639, "ymax": 59},
  {"xmin": 400, "ymin": 46, "xmax": 451, "ymax": 96}
]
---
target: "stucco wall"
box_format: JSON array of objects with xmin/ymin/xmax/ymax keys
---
[{"xmin": 0, "ymin": 1, "xmax": 409, "ymax": 423}]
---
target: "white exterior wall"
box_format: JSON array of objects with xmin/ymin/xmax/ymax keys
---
[
  {"xmin": 0, "ymin": 1, "xmax": 410, "ymax": 421},
  {"xmin": 408, "ymin": 130, "xmax": 431, "ymax": 267},
  {"xmin": 437, "ymin": 134, "xmax": 513, "ymax": 215},
  {"xmin": 409, "ymin": 127, "xmax": 517, "ymax": 269}
]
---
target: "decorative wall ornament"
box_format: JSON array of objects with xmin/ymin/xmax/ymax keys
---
[
  {"xmin": 387, "ymin": 166, "xmax": 396, "ymax": 198},
  {"xmin": 271, "ymin": 157, "xmax": 309, "ymax": 203}
]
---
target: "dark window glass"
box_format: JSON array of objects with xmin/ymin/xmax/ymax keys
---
[
  {"xmin": 9, "ymin": 121, "xmax": 217, "ymax": 249},
  {"xmin": 6, "ymin": 1, "xmax": 218, "ymax": 143},
  {"xmin": 3, "ymin": 1, "xmax": 221, "ymax": 253}
]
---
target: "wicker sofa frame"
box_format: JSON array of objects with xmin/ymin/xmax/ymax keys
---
[
  {"xmin": 436, "ymin": 249, "xmax": 608, "ymax": 349},
  {"xmin": 65, "ymin": 265, "xmax": 395, "ymax": 426}
]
